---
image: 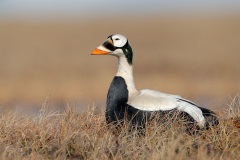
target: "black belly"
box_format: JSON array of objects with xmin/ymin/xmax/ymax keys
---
[{"xmin": 106, "ymin": 103, "xmax": 195, "ymax": 129}]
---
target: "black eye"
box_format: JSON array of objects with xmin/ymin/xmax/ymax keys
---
[{"xmin": 115, "ymin": 38, "xmax": 120, "ymax": 40}]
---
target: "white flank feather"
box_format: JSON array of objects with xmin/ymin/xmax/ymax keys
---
[{"xmin": 128, "ymin": 89, "xmax": 205, "ymax": 127}]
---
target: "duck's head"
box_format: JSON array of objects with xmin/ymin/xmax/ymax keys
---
[{"xmin": 91, "ymin": 34, "xmax": 133, "ymax": 64}]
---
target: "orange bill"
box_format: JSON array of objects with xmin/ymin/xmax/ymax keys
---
[{"xmin": 91, "ymin": 48, "xmax": 109, "ymax": 55}]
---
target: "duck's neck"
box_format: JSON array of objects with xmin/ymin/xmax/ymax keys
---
[{"xmin": 116, "ymin": 56, "xmax": 137, "ymax": 95}]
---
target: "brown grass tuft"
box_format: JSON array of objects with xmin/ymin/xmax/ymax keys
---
[{"xmin": 1, "ymin": 95, "xmax": 240, "ymax": 159}]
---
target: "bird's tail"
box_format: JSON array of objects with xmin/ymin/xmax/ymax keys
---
[{"xmin": 198, "ymin": 106, "xmax": 219, "ymax": 128}]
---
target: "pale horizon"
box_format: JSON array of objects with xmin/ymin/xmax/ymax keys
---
[{"xmin": 1, "ymin": 0, "xmax": 240, "ymax": 20}]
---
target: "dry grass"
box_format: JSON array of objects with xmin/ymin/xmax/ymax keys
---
[
  {"xmin": 0, "ymin": 15, "xmax": 240, "ymax": 159},
  {"xmin": 0, "ymin": 95, "xmax": 240, "ymax": 160}
]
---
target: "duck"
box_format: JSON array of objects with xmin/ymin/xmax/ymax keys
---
[{"xmin": 91, "ymin": 34, "xmax": 218, "ymax": 129}]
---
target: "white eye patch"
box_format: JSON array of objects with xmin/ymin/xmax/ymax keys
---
[{"xmin": 111, "ymin": 34, "xmax": 127, "ymax": 48}]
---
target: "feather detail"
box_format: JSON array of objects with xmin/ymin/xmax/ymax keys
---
[{"xmin": 128, "ymin": 89, "xmax": 205, "ymax": 127}]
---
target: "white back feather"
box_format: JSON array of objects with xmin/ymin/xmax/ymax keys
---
[{"xmin": 127, "ymin": 89, "xmax": 205, "ymax": 127}]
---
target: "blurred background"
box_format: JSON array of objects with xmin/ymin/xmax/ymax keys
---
[{"xmin": 0, "ymin": 0, "xmax": 240, "ymax": 112}]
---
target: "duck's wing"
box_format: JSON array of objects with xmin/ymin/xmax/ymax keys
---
[{"xmin": 127, "ymin": 89, "xmax": 205, "ymax": 126}]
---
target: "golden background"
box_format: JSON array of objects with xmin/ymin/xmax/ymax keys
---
[{"xmin": 0, "ymin": 15, "xmax": 240, "ymax": 110}]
